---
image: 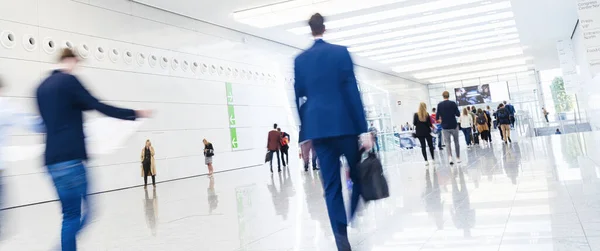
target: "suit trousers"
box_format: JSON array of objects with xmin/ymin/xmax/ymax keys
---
[{"xmin": 312, "ymin": 135, "xmax": 361, "ymax": 251}]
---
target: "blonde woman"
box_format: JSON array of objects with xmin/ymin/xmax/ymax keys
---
[
  {"xmin": 413, "ymin": 102, "xmax": 435, "ymax": 165},
  {"xmin": 141, "ymin": 139, "xmax": 156, "ymax": 188},
  {"xmin": 203, "ymin": 139, "xmax": 214, "ymax": 177},
  {"xmin": 459, "ymin": 108, "xmax": 473, "ymax": 148}
]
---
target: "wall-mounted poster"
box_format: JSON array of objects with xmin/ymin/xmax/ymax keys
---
[{"xmin": 454, "ymin": 84, "xmax": 492, "ymax": 106}]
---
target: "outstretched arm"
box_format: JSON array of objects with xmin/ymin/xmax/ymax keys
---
[{"xmin": 70, "ymin": 76, "xmax": 137, "ymax": 120}]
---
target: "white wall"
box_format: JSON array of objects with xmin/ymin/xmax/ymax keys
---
[{"xmin": 0, "ymin": 0, "xmax": 426, "ymax": 208}]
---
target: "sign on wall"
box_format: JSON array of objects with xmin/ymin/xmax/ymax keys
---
[
  {"xmin": 576, "ymin": 0, "xmax": 600, "ymax": 76},
  {"xmin": 225, "ymin": 82, "xmax": 239, "ymax": 150}
]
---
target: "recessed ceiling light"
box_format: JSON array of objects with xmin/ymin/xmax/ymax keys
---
[
  {"xmin": 287, "ymin": 0, "xmax": 488, "ymax": 34},
  {"xmin": 380, "ymin": 39, "xmax": 521, "ymax": 64},
  {"xmin": 233, "ymin": 0, "xmax": 408, "ymax": 28},
  {"xmin": 346, "ymin": 20, "xmax": 516, "ymax": 51},
  {"xmin": 326, "ymin": 10, "xmax": 514, "ymax": 41},
  {"xmin": 413, "ymin": 58, "xmax": 528, "ymax": 79},
  {"xmin": 426, "ymin": 66, "xmax": 531, "ymax": 83},
  {"xmin": 391, "ymin": 47, "xmax": 524, "ymax": 72},
  {"xmin": 370, "ymin": 35, "xmax": 520, "ymax": 62}
]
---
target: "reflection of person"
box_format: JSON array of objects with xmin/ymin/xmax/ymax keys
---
[
  {"xmin": 143, "ymin": 187, "xmax": 158, "ymax": 236},
  {"xmin": 555, "ymin": 129, "xmax": 562, "ymax": 135},
  {"xmin": 141, "ymin": 140, "xmax": 157, "ymax": 188},
  {"xmin": 203, "ymin": 139, "xmax": 214, "ymax": 177},
  {"xmin": 437, "ymin": 91, "xmax": 461, "ymax": 164},
  {"xmin": 267, "ymin": 170, "xmax": 294, "ymax": 220},
  {"xmin": 267, "ymin": 123, "xmax": 282, "ymax": 173},
  {"xmin": 294, "ymin": 13, "xmax": 372, "ymax": 251},
  {"xmin": 450, "ymin": 168, "xmax": 475, "ymax": 237},
  {"xmin": 207, "ymin": 176, "xmax": 218, "ymax": 214},
  {"xmin": 413, "ymin": 102, "xmax": 435, "ymax": 165},
  {"xmin": 424, "ymin": 168, "xmax": 444, "ymax": 230},
  {"xmin": 36, "ymin": 48, "xmax": 151, "ymax": 251},
  {"xmin": 278, "ymin": 128, "xmax": 290, "ymax": 166}
]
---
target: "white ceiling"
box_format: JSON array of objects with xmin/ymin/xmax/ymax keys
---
[{"xmin": 133, "ymin": 0, "xmax": 579, "ymax": 85}]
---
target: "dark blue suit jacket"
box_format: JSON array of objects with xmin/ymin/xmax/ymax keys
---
[
  {"xmin": 36, "ymin": 70, "xmax": 137, "ymax": 165},
  {"xmin": 294, "ymin": 39, "xmax": 367, "ymax": 142}
]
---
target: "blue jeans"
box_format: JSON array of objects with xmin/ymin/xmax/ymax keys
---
[
  {"xmin": 374, "ymin": 137, "xmax": 380, "ymax": 152},
  {"xmin": 461, "ymin": 128, "xmax": 472, "ymax": 146},
  {"xmin": 47, "ymin": 160, "xmax": 89, "ymax": 251}
]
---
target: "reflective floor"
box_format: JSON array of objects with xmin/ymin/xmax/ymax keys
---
[{"xmin": 3, "ymin": 131, "xmax": 600, "ymax": 250}]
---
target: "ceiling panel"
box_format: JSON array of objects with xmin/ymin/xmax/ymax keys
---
[{"xmin": 134, "ymin": 0, "xmax": 579, "ymax": 84}]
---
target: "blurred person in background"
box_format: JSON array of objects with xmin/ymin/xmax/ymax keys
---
[
  {"xmin": 368, "ymin": 122, "xmax": 380, "ymax": 152},
  {"xmin": 294, "ymin": 13, "xmax": 372, "ymax": 251},
  {"xmin": 36, "ymin": 48, "xmax": 151, "ymax": 251},
  {"xmin": 141, "ymin": 139, "xmax": 157, "ymax": 188},
  {"xmin": 496, "ymin": 103, "xmax": 512, "ymax": 144},
  {"xmin": 267, "ymin": 123, "xmax": 282, "ymax": 173},
  {"xmin": 459, "ymin": 108, "xmax": 473, "ymax": 148},
  {"xmin": 503, "ymin": 101, "xmax": 516, "ymax": 128},
  {"xmin": 437, "ymin": 91, "xmax": 461, "ymax": 164},
  {"xmin": 203, "ymin": 138, "xmax": 215, "ymax": 177},
  {"xmin": 476, "ymin": 109, "xmax": 490, "ymax": 144},
  {"xmin": 413, "ymin": 103, "xmax": 435, "ymax": 166},
  {"xmin": 485, "ymin": 106, "xmax": 493, "ymax": 142},
  {"xmin": 278, "ymin": 128, "xmax": 290, "ymax": 167},
  {"xmin": 0, "ymin": 77, "xmax": 45, "ymax": 238},
  {"xmin": 431, "ymin": 108, "xmax": 443, "ymax": 150}
]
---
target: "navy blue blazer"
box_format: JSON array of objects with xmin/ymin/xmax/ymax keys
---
[
  {"xmin": 36, "ymin": 70, "xmax": 137, "ymax": 165},
  {"xmin": 294, "ymin": 39, "xmax": 368, "ymax": 142}
]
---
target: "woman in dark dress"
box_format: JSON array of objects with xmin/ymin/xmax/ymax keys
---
[
  {"xmin": 413, "ymin": 102, "xmax": 436, "ymax": 166},
  {"xmin": 203, "ymin": 139, "xmax": 214, "ymax": 177},
  {"xmin": 140, "ymin": 139, "xmax": 156, "ymax": 188}
]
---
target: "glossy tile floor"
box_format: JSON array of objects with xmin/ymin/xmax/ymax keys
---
[{"xmin": 3, "ymin": 131, "xmax": 600, "ymax": 250}]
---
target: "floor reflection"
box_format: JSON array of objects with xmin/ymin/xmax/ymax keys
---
[{"xmin": 143, "ymin": 188, "xmax": 158, "ymax": 236}]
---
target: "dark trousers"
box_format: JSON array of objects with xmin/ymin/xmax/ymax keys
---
[
  {"xmin": 47, "ymin": 160, "xmax": 90, "ymax": 251},
  {"xmin": 313, "ymin": 135, "xmax": 361, "ymax": 251},
  {"xmin": 461, "ymin": 127, "xmax": 472, "ymax": 146},
  {"xmin": 269, "ymin": 149, "xmax": 281, "ymax": 171},
  {"xmin": 436, "ymin": 129, "xmax": 443, "ymax": 148},
  {"xmin": 417, "ymin": 135, "xmax": 435, "ymax": 161},
  {"xmin": 280, "ymin": 146, "xmax": 289, "ymax": 166},
  {"xmin": 301, "ymin": 141, "xmax": 318, "ymax": 169},
  {"xmin": 481, "ymin": 130, "xmax": 490, "ymax": 142},
  {"xmin": 143, "ymin": 161, "xmax": 155, "ymax": 186}
]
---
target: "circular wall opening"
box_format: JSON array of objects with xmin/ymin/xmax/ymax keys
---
[
  {"xmin": 28, "ymin": 37, "xmax": 35, "ymax": 45},
  {"xmin": 48, "ymin": 40, "xmax": 54, "ymax": 48},
  {"xmin": 97, "ymin": 47, "xmax": 104, "ymax": 53},
  {"xmin": 7, "ymin": 33, "xmax": 14, "ymax": 42},
  {"xmin": 65, "ymin": 41, "xmax": 73, "ymax": 48}
]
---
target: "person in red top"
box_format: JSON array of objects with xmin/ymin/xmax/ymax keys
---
[{"xmin": 267, "ymin": 124, "xmax": 282, "ymax": 173}]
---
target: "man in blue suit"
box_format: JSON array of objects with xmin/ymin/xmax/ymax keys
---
[{"xmin": 294, "ymin": 13, "xmax": 372, "ymax": 251}]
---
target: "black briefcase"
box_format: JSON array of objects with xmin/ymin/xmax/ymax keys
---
[
  {"xmin": 358, "ymin": 152, "xmax": 389, "ymax": 201},
  {"xmin": 265, "ymin": 151, "xmax": 273, "ymax": 163}
]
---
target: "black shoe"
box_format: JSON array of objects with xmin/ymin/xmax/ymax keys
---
[
  {"xmin": 304, "ymin": 165, "xmax": 309, "ymax": 172},
  {"xmin": 313, "ymin": 167, "xmax": 320, "ymax": 171},
  {"xmin": 278, "ymin": 168, "xmax": 282, "ymax": 173},
  {"xmin": 508, "ymin": 137, "xmax": 512, "ymax": 143},
  {"xmin": 270, "ymin": 168, "xmax": 273, "ymax": 173}
]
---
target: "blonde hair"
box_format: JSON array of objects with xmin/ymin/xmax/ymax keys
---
[
  {"xmin": 417, "ymin": 102, "xmax": 428, "ymax": 122},
  {"xmin": 462, "ymin": 108, "xmax": 468, "ymax": 116}
]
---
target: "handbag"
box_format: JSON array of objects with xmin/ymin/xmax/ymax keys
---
[
  {"xmin": 265, "ymin": 151, "xmax": 273, "ymax": 163},
  {"xmin": 358, "ymin": 152, "xmax": 389, "ymax": 201}
]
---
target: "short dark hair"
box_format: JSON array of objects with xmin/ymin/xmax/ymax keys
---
[
  {"xmin": 309, "ymin": 13, "xmax": 326, "ymax": 36},
  {"xmin": 503, "ymin": 101, "xmax": 507, "ymax": 104},
  {"xmin": 59, "ymin": 48, "xmax": 78, "ymax": 61},
  {"xmin": 277, "ymin": 128, "xmax": 281, "ymax": 132},
  {"xmin": 432, "ymin": 108, "xmax": 436, "ymax": 112},
  {"xmin": 442, "ymin": 91, "xmax": 450, "ymax": 99},
  {"xmin": 273, "ymin": 123, "xmax": 278, "ymax": 129}
]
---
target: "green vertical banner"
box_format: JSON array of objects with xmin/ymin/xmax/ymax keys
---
[{"xmin": 226, "ymin": 82, "xmax": 239, "ymax": 150}]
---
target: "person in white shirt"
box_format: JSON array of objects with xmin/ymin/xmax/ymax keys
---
[
  {"xmin": 0, "ymin": 78, "xmax": 44, "ymax": 237},
  {"xmin": 459, "ymin": 108, "xmax": 473, "ymax": 148}
]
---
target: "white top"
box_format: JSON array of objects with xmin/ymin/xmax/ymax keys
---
[{"xmin": 459, "ymin": 114, "xmax": 473, "ymax": 128}]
